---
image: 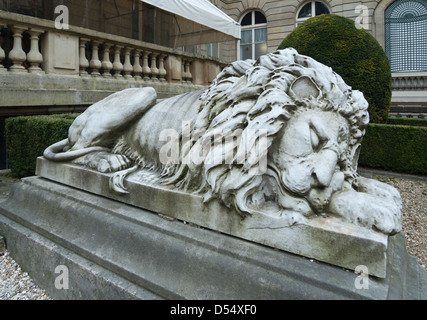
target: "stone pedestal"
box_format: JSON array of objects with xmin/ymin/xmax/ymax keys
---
[
  {"xmin": 0, "ymin": 176, "xmax": 426, "ymax": 300},
  {"xmin": 36, "ymin": 158, "xmax": 388, "ymax": 278}
]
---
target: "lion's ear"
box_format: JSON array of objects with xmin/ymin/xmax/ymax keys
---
[{"xmin": 290, "ymin": 76, "xmax": 321, "ymax": 99}]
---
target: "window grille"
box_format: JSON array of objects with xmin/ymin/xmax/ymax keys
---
[{"xmin": 385, "ymin": 0, "xmax": 427, "ymax": 72}]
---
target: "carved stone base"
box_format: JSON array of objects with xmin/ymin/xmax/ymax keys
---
[
  {"xmin": 0, "ymin": 176, "xmax": 426, "ymax": 299},
  {"xmin": 35, "ymin": 157, "xmax": 390, "ymax": 278}
]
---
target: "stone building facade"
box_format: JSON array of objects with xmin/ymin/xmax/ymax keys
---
[{"xmin": 210, "ymin": 0, "xmax": 427, "ymax": 116}]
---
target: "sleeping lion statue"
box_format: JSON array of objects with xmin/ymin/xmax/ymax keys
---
[{"xmin": 43, "ymin": 48, "xmax": 402, "ymax": 235}]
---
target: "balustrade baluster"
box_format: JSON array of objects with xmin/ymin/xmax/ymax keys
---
[
  {"xmin": 113, "ymin": 45, "xmax": 124, "ymax": 78},
  {"xmin": 401, "ymin": 77, "xmax": 406, "ymax": 90},
  {"xmin": 181, "ymin": 59, "xmax": 186, "ymax": 83},
  {"xmin": 396, "ymin": 78, "xmax": 401, "ymax": 90},
  {"xmin": 27, "ymin": 28, "xmax": 44, "ymax": 73},
  {"xmin": 405, "ymin": 77, "xmax": 410, "ymax": 90},
  {"xmin": 123, "ymin": 47, "xmax": 134, "ymax": 79},
  {"xmin": 150, "ymin": 53, "xmax": 159, "ymax": 81},
  {"xmin": 142, "ymin": 51, "xmax": 151, "ymax": 81},
  {"xmin": 0, "ymin": 25, "xmax": 6, "ymax": 72},
  {"xmin": 133, "ymin": 49, "xmax": 143, "ymax": 80},
  {"xmin": 79, "ymin": 38, "xmax": 90, "ymax": 76},
  {"xmin": 414, "ymin": 77, "xmax": 420, "ymax": 90},
  {"xmin": 101, "ymin": 43, "xmax": 113, "ymax": 77},
  {"xmin": 158, "ymin": 54, "xmax": 167, "ymax": 82},
  {"xmin": 185, "ymin": 60, "xmax": 192, "ymax": 84},
  {"xmin": 182, "ymin": 59, "xmax": 190, "ymax": 83},
  {"xmin": 90, "ymin": 40, "xmax": 102, "ymax": 76},
  {"xmin": 9, "ymin": 26, "xmax": 27, "ymax": 72}
]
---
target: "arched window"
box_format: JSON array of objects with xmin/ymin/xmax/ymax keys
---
[
  {"xmin": 239, "ymin": 11, "xmax": 267, "ymax": 60},
  {"xmin": 385, "ymin": 0, "xmax": 427, "ymax": 72},
  {"xmin": 296, "ymin": 1, "xmax": 330, "ymax": 25}
]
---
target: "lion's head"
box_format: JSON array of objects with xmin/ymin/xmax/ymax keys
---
[{"xmin": 161, "ymin": 48, "xmax": 370, "ymax": 223}]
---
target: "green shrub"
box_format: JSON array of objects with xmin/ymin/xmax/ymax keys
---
[
  {"xmin": 278, "ymin": 14, "xmax": 392, "ymax": 123},
  {"xmin": 359, "ymin": 124, "xmax": 427, "ymax": 175},
  {"xmin": 385, "ymin": 117, "xmax": 427, "ymax": 127},
  {"xmin": 5, "ymin": 114, "xmax": 79, "ymax": 178}
]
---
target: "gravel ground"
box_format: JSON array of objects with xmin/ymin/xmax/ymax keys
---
[
  {"xmin": 0, "ymin": 171, "xmax": 426, "ymax": 300},
  {"xmin": 0, "ymin": 251, "xmax": 51, "ymax": 300},
  {"xmin": 375, "ymin": 175, "xmax": 427, "ymax": 269}
]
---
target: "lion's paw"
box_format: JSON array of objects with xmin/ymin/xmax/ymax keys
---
[
  {"xmin": 73, "ymin": 152, "xmax": 133, "ymax": 173},
  {"xmin": 329, "ymin": 188, "xmax": 402, "ymax": 235}
]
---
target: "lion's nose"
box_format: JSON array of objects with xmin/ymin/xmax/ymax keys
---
[{"xmin": 312, "ymin": 149, "xmax": 338, "ymax": 187}]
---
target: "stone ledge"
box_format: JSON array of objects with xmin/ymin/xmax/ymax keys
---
[
  {"xmin": 36, "ymin": 157, "xmax": 388, "ymax": 278},
  {"xmin": 0, "ymin": 72, "xmax": 205, "ymax": 110}
]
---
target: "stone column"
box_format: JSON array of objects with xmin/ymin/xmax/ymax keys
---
[
  {"xmin": 79, "ymin": 38, "xmax": 90, "ymax": 76},
  {"xmin": 101, "ymin": 43, "xmax": 113, "ymax": 77},
  {"xmin": 27, "ymin": 28, "xmax": 44, "ymax": 73},
  {"xmin": 112, "ymin": 45, "xmax": 124, "ymax": 79},
  {"xmin": 8, "ymin": 26, "xmax": 28, "ymax": 72}
]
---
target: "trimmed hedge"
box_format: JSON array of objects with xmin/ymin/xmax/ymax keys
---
[
  {"xmin": 277, "ymin": 14, "xmax": 392, "ymax": 123},
  {"xmin": 385, "ymin": 117, "xmax": 427, "ymax": 127},
  {"xmin": 5, "ymin": 114, "xmax": 79, "ymax": 178},
  {"xmin": 359, "ymin": 124, "xmax": 427, "ymax": 175},
  {"xmin": 5, "ymin": 114, "xmax": 427, "ymax": 177}
]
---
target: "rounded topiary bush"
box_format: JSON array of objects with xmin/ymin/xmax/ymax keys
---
[{"xmin": 278, "ymin": 14, "xmax": 391, "ymax": 123}]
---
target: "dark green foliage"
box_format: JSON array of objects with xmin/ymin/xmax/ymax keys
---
[
  {"xmin": 278, "ymin": 14, "xmax": 392, "ymax": 123},
  {"xmin": 5, "ymin": 114, "xmax": 79, "ymax": 178},
  {"xmin": 385, "ymin": 117, "xmax": 427, "ymax": 127},
  {"xmin": 359, "ymin": 124, "xmax": 427, "ymax": 175}
]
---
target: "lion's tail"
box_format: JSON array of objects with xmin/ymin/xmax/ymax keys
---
[{"xmin": 43, "ymin": 138, "xmax": 110, "ymax": 162}]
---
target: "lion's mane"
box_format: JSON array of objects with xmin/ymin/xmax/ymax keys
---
[{"xmin": 158, "ymin": 49, "xmax": 369, "ymax": 218}]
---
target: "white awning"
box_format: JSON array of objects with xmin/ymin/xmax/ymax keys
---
[{"xmin": 141, "ymin": 0, "xmax": 241, "ymax": 39}]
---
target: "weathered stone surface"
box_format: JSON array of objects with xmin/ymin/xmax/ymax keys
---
[
  {"xmin": 0, "ymin": 71, "xmax": 205, "ymax": 112},
  {"xmin": 0, "ymin": 235, "xmax": 5, "ymax": 253},
  {"xmin": 0, "ymin": 177, "xmax": 425, "ymax": 299},
  {"xmin": 37, "ymin": 157, "xmax": 388, "ymax": 277}
]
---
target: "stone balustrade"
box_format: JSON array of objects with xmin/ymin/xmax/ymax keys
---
[
  {"xmin": 0, "ymin": 11, "xmax": 225, "ymax": 87},
  {"xmin": 392, "ymin": 72, "xmax": 427, "ymax": 91},
  {"xmin": 390, "ymin": 72, "xmax": 427, "ymax": 119},
  {"xmin": 0, "ymin": 23, "xmax": 44, "ymax": 74},
  {"xmin": 76, "ymin": 39, "xmax": 170, "ymax": 82},
  {"xmin": 0, "ymin": 11, "xmax": 226, "ymax": 117}
]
